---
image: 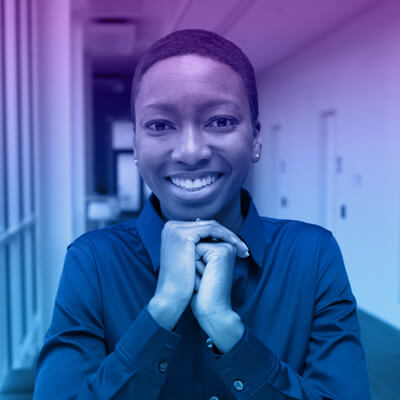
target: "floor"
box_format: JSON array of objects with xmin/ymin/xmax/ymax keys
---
[{"xmin": 358, "ymin": 309, "xmax": 400, "ymax": 400}]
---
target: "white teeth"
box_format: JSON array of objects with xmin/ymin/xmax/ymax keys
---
[{"xmin": 170, "ymin": 175, "xmax": 219, "ymax": 190}]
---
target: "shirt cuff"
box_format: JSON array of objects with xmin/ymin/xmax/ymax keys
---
[
  {"xmin": 213, "ymin": 327, "xmax": 278, "ymax": 397},
  {"xmin": 116, "ymin": 307, "xmax": 182, "ymax": 380}
]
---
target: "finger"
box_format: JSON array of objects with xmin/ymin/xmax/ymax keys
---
[
  {"xmin": 196, "ymin": 242, "xmax": 238, "ymax": 263},
  {"xmin": 194, "ymin": 273, "xmax": 201, "ymax": 293},
  {"xmin": 190, "ymin": 221, "xmax": 249, "ymax": 256},
  {"xmin": 195, "ymin": 260, "xmax": 206, "ymax": 275},
  {"xmin": 167, "ymin": 219, "xmax": 249, "ymax": 257},
  {"xmin": 196, "ymin": 235, "xmax": 248, "ymax": 259},
  {"xmin": 195, "ymin": 247, "xmax": 202, "ymax": 261}
]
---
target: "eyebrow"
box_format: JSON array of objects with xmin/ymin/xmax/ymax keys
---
[{"xmin": 141, "ymin": 99, "xmax": 243, "ymax": 114}]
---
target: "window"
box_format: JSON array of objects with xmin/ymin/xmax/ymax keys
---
[{"xmin": 0, "ymin": 0, "xmax": 40, "ymax": 390}]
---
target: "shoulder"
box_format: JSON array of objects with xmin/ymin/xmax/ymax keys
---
[
  {"xmin": 67, "ymin": 219, "xmax": 142, "ymax": 256},
  {"xmin": 258, "ymin": 216, "xmax": 341, "ymax": 272},
  {"xmin": 258, "ymin": 217, "xmax": 347, "ymax": 291},
  {"xmin": 260, "ymin": 216, "xmax": 333, "ymax": 246}
]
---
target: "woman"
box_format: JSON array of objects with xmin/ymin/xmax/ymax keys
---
[{"xmin": 34, "ymin": 29, "xmax": 372, "ymax": 399}]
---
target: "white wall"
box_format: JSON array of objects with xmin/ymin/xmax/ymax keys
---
[
  {"xmin": 35, "ymin": 0, "xmax": 75, "ymax": 335},
  {"xmin": 71, "ymin": 11, "xmax": 89, "ymax": 240},
  {"xmin": 252, "ymin": 0, "xmax": 400, "ymax": 329}
]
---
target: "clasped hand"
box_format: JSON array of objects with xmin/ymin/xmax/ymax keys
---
[{"xmin": 150, "ymin": 219, "xmax": 248, "ymax": 353}]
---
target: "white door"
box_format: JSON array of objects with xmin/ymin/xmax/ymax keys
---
[{"xmin": 319, "ymin": 111, "xmax": 349, "ymax": 247}]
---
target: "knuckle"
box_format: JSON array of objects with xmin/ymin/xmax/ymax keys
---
[
  {"xmin": 162, "ymin": 222, "xmax": 184, "ymax": 242},
  {"xmin": 162, "ymin": 221, "xmax": 174, "ymax": 234},
  {"xmin": 164, "ymin": 220, "xmax": 174, "ymax": 228}
]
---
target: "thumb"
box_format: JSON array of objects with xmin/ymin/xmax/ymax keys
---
[{"xmin": 196, "ymin": 242, "xmax": 221, "ymax": 263}]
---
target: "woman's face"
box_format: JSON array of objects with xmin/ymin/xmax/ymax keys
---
[{"xmin": 133, "ymin": 54, "xmax": 261, "ymax": 221}]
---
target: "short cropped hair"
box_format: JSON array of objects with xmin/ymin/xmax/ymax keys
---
[{"xmin": 131, "ymin": 29, "xmax": 259, "ymax": 128}]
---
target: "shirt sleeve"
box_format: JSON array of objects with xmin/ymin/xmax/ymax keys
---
[
  {"xmin": 33, "ymin": 238, "xmax": 182, "ymax": 400},
  {"xmin": 212, "ymin": 232, "xmax": 373, "ymax": 399}
]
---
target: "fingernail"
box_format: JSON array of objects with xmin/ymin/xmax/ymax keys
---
[{"xmin": 245, "ymin": 250, "xmax": 250, "ymax": 257}]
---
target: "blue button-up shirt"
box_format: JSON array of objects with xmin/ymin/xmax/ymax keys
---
[{"xmin": 34, "ymin": 189, "xmax": 372, "ymax": 399}]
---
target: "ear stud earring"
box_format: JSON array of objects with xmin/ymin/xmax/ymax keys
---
[{"xmin": 133, "ymin": 159, "xmax": 138, "ymax": 165}]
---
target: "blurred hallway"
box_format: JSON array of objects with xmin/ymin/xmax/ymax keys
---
[{"xmin": 0, "ymin": 0, "xmax": 399, "ymax": 398}]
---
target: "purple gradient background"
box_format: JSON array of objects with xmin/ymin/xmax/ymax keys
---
[{"xmin": 1, "ymin": 0, "xmax": 400, "ymax": 396}]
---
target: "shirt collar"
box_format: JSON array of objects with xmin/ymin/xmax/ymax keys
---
[{"xmin": 137, "ymin": 188, "xmax": 269, "ymax": 272}]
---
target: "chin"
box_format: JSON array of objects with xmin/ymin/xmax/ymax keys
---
[{"xmin": 164, "ymin": 201, "xmax": 222, "ymax": 221}]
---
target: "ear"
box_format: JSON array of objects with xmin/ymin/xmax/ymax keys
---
[{"xmin": 251, "ymin": 121, "xmax": 262, "ymax": 163}]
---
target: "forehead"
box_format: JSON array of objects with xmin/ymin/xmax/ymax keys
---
[{"xmin": 136, "ymin": 55, "xmax": 248, "ymax": 111}]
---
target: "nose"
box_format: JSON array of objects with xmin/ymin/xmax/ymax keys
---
[{"xmin": 171, "ymin": 125, "xmax": 212, "ymax": 166}]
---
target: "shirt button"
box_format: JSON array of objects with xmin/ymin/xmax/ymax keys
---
[
  {"xmin": 233, "ymin": 379, "xmax": 245, "ymax": 391},
  {"xmin": 159, "ymin": 361, "xmax": 168, "ymax": 373},
  {"xmin": 209, "ymin": 396, "xmax": 219, "ymax": 400}
]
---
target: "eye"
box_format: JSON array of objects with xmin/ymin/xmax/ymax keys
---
[
  {"xmin": 205, "ymin": 116, "xmax": 238, "ymax": 130},
  {"xmin": 145, "ymin": 120, "xmax": 175, "ymax": 132}
]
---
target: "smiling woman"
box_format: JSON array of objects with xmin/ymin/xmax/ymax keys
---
[
  {"xmin": 33, "ymin": 29, "xmax": 372, "ymax": 400},
  {"xmin": 133, "ymin": 53, "xmax": 260, "ymax": 227}
]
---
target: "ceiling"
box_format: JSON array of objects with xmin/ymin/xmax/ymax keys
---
[{"xmin": 75, "ymin": 0, "xmax": 384, "ymax": 76}]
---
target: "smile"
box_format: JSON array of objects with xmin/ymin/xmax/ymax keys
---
[{"xmin": 167, "ymin": 174, "xmax": 223, "ymax": 191}]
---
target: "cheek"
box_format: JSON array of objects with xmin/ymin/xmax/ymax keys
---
[
  {"xmin": 136, "ymin": 136, "xmax": 166, "ymax": 161},
  {"xmin": 226, "ymin": 139, "xmax": 253, "ymax": 177},
  {"xmin": 225, "ymin": 134, "xmax": 253, "ymax": 162},
  {"xmin": 135, "ymin": 140, "xmax": 166, "ymax": 182},
  {"xmin": 234, "ymin": 158, "xmax": 252, "ymax": 178}
]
